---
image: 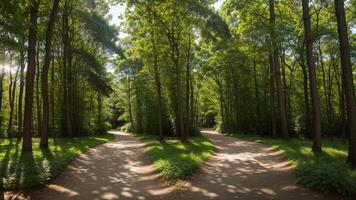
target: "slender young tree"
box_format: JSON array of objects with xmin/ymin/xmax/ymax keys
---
[
  {"xmin": 22, "ymin": 0, "xmax": 40, "ymax": 152},
  {"xmin": 62, "ymin": 0, "xmax": 73, "ymax": 138},
  {"xmin": 40, "ymin": 0, "xmax": 60, "ymax": 148},
  {"xmin": 334, "ymin": 0, "xmax": 356, "ymax": 166},
  {"xmin": 269, "ymin": 54, "xmax": 277, "ymax": 137},
  {"xmin": 0, "ymin": 68, "xmax": 3, "ymax": 128},
  {"xmin": 152, "ymin": 36, "xmax": 164, "ymax": 140},
  {"xmin": 7, "ymin": 55, "xmax": 19, "ymax": 135},
  {"xmin": 18, "ymin": 51, "xmax": 25, "ymax": 138},
  {"xmin": 302, "ymin": 0, "xmax": 322, "ymax": 152},
  {"xmin": 269, "ymin": 0, "xmax": 289, "ymax": 139}
]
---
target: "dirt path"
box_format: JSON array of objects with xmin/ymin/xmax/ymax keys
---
[
  {"xmin": 5, "ymin": 131, "xmax": 175, "ymax": 200},
  {"xmin": 5, "ymin": 130, "xmax": 347, "ymax": 200},
  {"xmin": 171, "ymin": 130, "xmax": 346, "ymax": 200}
]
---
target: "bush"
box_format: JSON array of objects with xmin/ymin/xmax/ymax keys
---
[
  {"xmin": 187, "ymin": 126, "xmax": 201, "ymax": 137},
  {"xmin": 120, "ymin": 123, "xmax": 133, "ymax": 133},
  {"xmin": 296, "ymin": 162, "xmax": 356, "ymax": 196},
  {"xmin": 93, "ymin": 122, "xmax": 110, "ymax": 134}
]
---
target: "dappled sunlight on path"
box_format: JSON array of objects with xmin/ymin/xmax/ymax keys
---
[
  {"xmin": 5, "ymin": 131, "xmax": 175, "ymax": 200},
  {"xmin": 169, "ymin": 129, "xmax": 348, "ymax": 200},
  {"xmin": 4, "ymin": 130, "xmax": 349, "ymax": 200}
]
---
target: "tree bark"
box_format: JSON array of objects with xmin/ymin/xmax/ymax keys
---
[
  {"xmin": 17, "ymin": 51, "xmax": 25, "ymax": 138},
  {"xmin": 302, "ymin": 0, "xmax": 322, "ymax": 152},
  {"xmin": 36, "ymin": 46, "xmax": 41, "ymax": 135},
  {"xmin": 97, "ymin": 92, "xmax": 102, "ymax": 127},
  {"xmin": 8, "ymin": 55, "xmax": 20, "ymax": 136},
  {"xmin": 269, "ymin": 0, "xmax": 289, "ymax": 139},
  {"xmin": 300, "ymin": 45, "xmax": 310, "ymax": 137},
  {"xmin": 185, "ymin": 33, "xmax": 192, "ymax": 137},
  {"xmin": 253, "ymin": 59, "xmax": 260, "ymax": 133},
  {"xmin": 51, "ymin": 49, "xmax": 55, "ymax": 136},
  {"xmin": 0, "ymin": 68, "xmax": 3, "ymax": 130},
  {"xmin": 334, "ymin": 0, "xmax": 356, "ymax": 166},
  {"xmin": 22, "ymin": 0, "xmax": 40, "ymax": 152},
  {"xmin": 269, "ymin": 54, "xmax": 277, "ymax": 137},
  {"xmin": 127, "ymin": 76, "xmax": 135, "ymax": 133},
  {"xmin": 170, "ymin": 37, "xmax": 185, "ymax": 139},
  {"xmin": 40, "ymin": 0, "xmax": 60, "ymax": 148},
  {"xmin": 152, "ymin": 37, "xmax": 164, "ymax": 140},
  {"xmin": 62, "ymin": 0, "xmax": 73, "ymax": 138}
]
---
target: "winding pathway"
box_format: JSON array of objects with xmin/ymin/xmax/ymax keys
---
[{"xmin": 4, "ymin": 130, "xmax": 347, "ymax": 200}]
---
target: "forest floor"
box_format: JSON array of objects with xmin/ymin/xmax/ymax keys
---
[{"xmin": 3, "ymin": 130, "xmax": 349, "ymax": 200}]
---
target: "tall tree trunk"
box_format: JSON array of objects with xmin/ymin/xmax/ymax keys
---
[
  {"xmin": 134, "ymin": 79, "xmax": 144, "ymax": 133},
  {"xmin": 22, "ymin": 0, "xmax": 40, "ymax": 152},
  {"xmin": 269, "ymin": 54, "xmax": 276, "ymax": 137},
  {"xmin": 185, "ymin": 33, "xmax": 192, "ymax": 137},
  {"xmin": 300, "ymin": 48, "xmax": 310, "ymax": 137},
  {"xmin": 40, "ymin": 0, "xmax": 60, "ymax": 148},
  {"xmin": 152, "ymin": 37, "xmax": 164, "ymax": 140},
  {"xmin": 51, "ymin": 50, "xmax": 55, "ymax": 136},
  {"xmin": 171, "ymin": 41, "xmax": 185, "ymax": 140},
  {"xmin": 319, "ymin": 43, "xmax": 331, "ymax": 124},
  {"xmin": 127, "ymin": 77, "xmax": 135, "ymax": 133},
  {"xmin": 0, "ymin": 67, "xmax": 4, "ymax": 131},
  {"xmin": 8, "ymin": 56, "xmax": 20, "ymax": 136},
  {"xmin": 316, "ymin": 11, "xmax": 331, "ymax": 126},
  {"xmin": 62, "ymin": 0, "xmax": 73, "ymax": 138},
  {"xmin": 281, "ymin": 47, "xmax": 288, "ymax": 115},
  {"xmin": 7, "ymin": 55, "xmax": 14, "ymax": 135},
  {"xmin": 269, "ymin": 0, "xmax": 289, "ymax": 139},
  {"xmin": 302, "ymin": 0, "xmax": 322, "ymax": 152},
  {"xmin": 17, "ymin": 51, "xmax": 25, "ymax": 138},
  {"xmin": 336, "ymin": 68, "xmax": 346, "ymax": 139},
  {"xmin": 253, "ymin": 59, "xmax": 260, "ymax": 133},
  {"xmin": 334, "ymin": 0, "xmax": 356, "ymax": 166},
  {"xmin": 36, "ymin": 43, "xmax": 41, "ymax": 135},
  {"xmin": 190, "ymin": 64, "xmax": 195, "ymax": 126},
  {"xmin": 97, "ymin": 92, "xmax": 102, "ymax": 127}
]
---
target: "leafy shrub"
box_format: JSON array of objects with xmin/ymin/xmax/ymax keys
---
[
  {"xmin": 189, "ymin": 126, "xmax": 202, "ymax": 136},
  {"xmin": 93, "ymin": 122, "xmax": 110, "ymax": 134},
  {"xmin": 104, "ymin": 122, "xmax": 112, "ymax": 130},
  {"xmin": 120, "ymin": 123, "xmax": 133, "ymax": 133},
  {"xmin": 296, "ymin": 162, "xmax": 356, "ymax": 196}
]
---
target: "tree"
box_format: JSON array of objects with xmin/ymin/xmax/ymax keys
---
[
  {"xmin": 334, "ymin": 0, "xmax": 356, "ymax": 166},
  {"xmin": 22, "ymin": 0, "xmax": 40, "ymax": 152},
  {"xmin": 269, "ymin": 0, "xmax": 289, "ymax": 139},
  {"xmin": 40, "ymin": 0, "xmax": 60, "ymax": 148},
  {"xmin": 302, "ymin": 0, "xmax": 322, "ymax": 152}
]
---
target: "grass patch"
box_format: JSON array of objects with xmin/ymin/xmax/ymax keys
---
[
  {"xmin": 0, "ymin": 134, "xmax": 114, "ymax": 190},
  {"xmin": 226, "ymin": 133, "xmax": 356, "ymax": 196},
  {"xmin": 138, "ymin": 135, "xmax": 214, "ymax": 182}
]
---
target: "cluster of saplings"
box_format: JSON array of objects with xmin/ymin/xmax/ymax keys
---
[{"xmin": 0, "ymin": 0, "xmax": 121, "ymax": 151}]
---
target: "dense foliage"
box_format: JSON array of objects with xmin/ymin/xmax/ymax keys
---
[{"xmin": 0, "ymin": 0, "xmax": 119, "ymax": 146}]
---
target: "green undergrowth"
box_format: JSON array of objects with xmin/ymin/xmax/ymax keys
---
[
  {"xmin": 137, "ymin": 134, "xmax": 214, "ymax": 182},
  {"xmin": 0, "ymin": 134, "xmax": 114, "ymax": 190},
  {"xmin": 226, "ymin": 133, "xmax": 356, "ymax": 196}
]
